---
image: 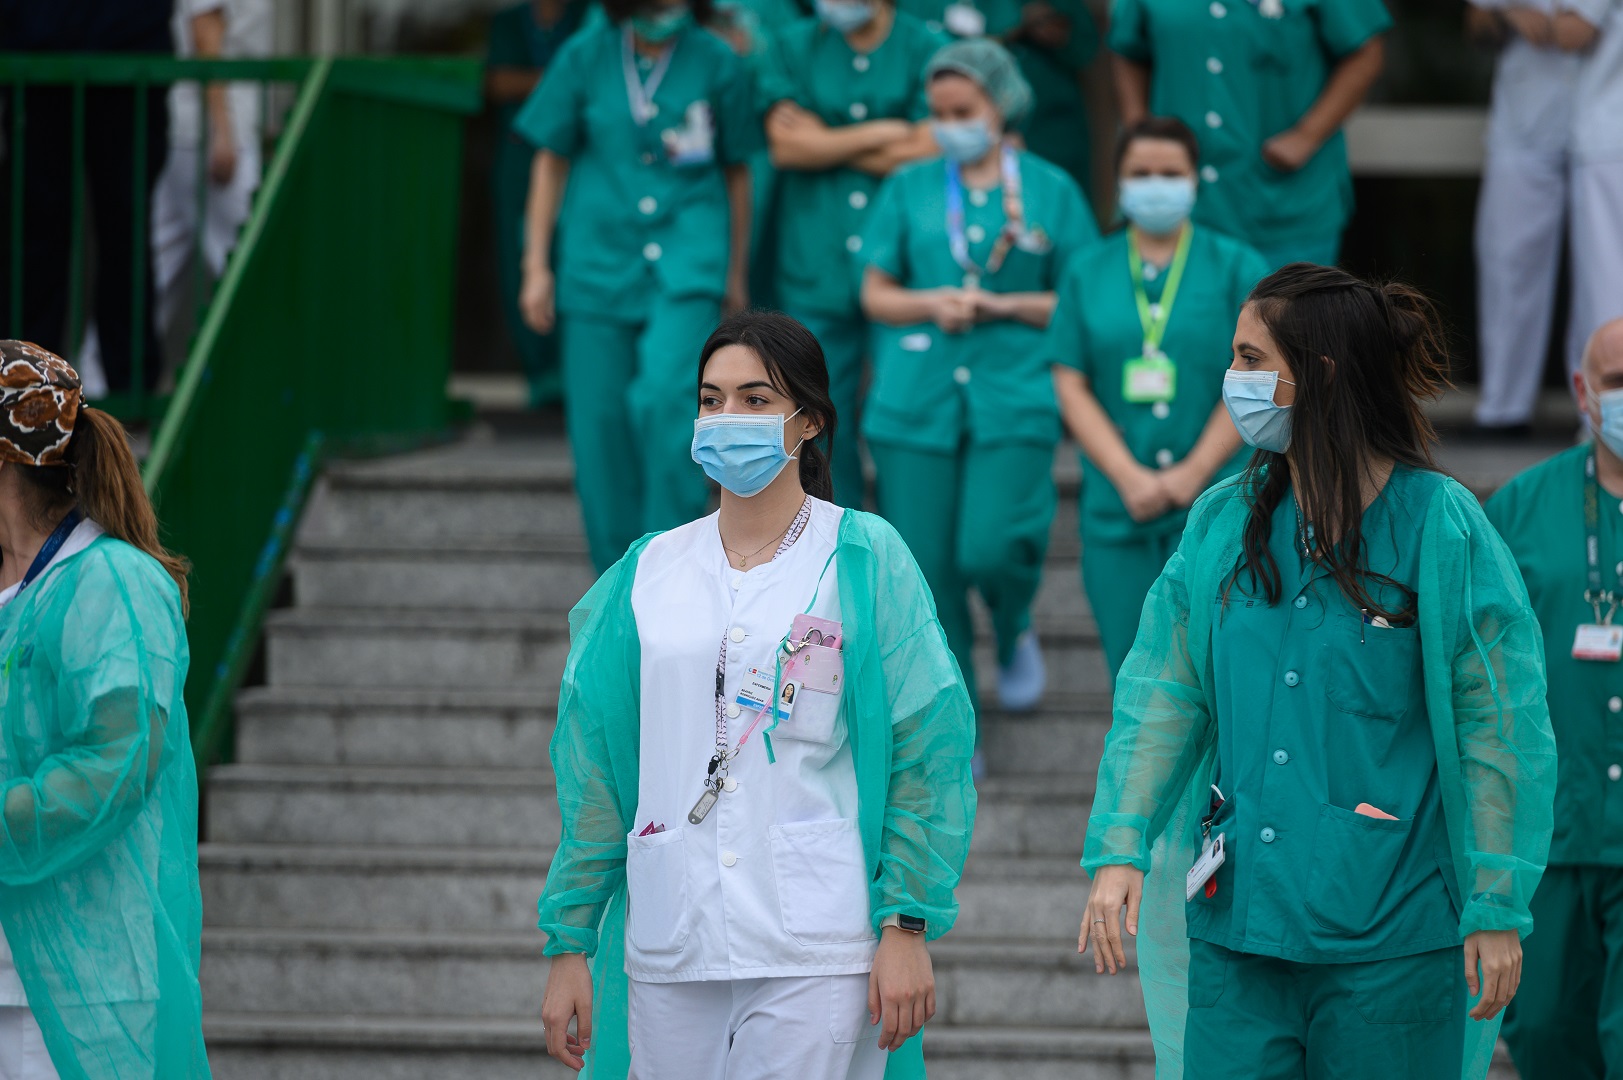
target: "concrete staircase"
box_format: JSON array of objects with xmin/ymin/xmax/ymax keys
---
[{"xmin": 198, "ymin": 427, "xmax": 1520, "ymax": 1079}]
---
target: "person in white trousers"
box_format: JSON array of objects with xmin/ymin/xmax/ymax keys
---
[
  {"xmin": 1470, "ymin": 0, "xmax": 1584, "ymax": 432},
  {"xmin": 1567, "ymin": 0, "xmax": 1623, "ymax": 394}
]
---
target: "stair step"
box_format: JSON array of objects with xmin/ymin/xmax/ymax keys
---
[
  {"xmin": 206, "ymin": 765, "xmax": 559, "ymax": 847},
  {"xmin": 233, "ymin": 687, "xmax": 557, "ymax": 769},
  {"xmin": 290, "ymin": 543, "xmax": 598, "ymax": 613}
]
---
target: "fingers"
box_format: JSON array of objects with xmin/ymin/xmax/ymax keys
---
[
  {"xmin": 577, "ymin": 994, "xmax": 593, "ymax": 1053},
  {"xmin": 1104, "ymin": 904, "xmax": 1127, "ymax": 972},
  {"xmin": 925, "ymin": 986, "xmax": 937, "ymax": 1024},
  {"xmin": 1125, "ymin": 876, "xmax": 1144, "ymax": 938},
  {"xmin": 1463, "ymin": 939, "xmax": 1480, "ymax": 998},
  {"xmin": 868, "ymin": 970, "xmax": 881, "ymax": 1027},
  {"xmin": 879, "ymin": 993, "xmax": 901, "ymax": 1051}
]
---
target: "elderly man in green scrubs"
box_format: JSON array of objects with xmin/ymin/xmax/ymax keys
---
[
  {"xmin": 1107, "ymin": 0, "xmax": 1388, "ymax": 268},
  {"xmin": 1489, "ymin": 316, "xmax": 1623, "ymax": 1080},
  {"xmin": 757, "ymin": 0, "xmax": 945, "ymax": 506}
]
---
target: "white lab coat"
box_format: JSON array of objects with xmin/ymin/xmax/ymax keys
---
[{"xmin": 1567, "ymin": 0, "xmax": 1623, "ymax": 376}]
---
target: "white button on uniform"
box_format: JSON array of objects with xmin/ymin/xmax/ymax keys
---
[
  {"xmin": 1206, "ymin": 111, "xmax": 1223, "ymax": 129},
  {"xmin": 1611, "ymin": 696, "xmax": 1622, "ymax": 713},
  {"xmin": 641, "ymin": 152, "xmax": 656, "ymax": 165},
  {"xmin": 721, "ymin": 851, "xmax": 738, "ymax": 867},
  {"xmin": 1156, "ymin": 448, "xmax": 1174, "ymax": 467},
  {"xmin": 731, "ymin": 576, "xmax": 744, "ymax": 589},
  {"xmin": 845, "ymin": 235, "xmax": 862, "ymax": 253},
  {"xmin": 849, "ymin": 102, "xmax": 868, "ymax": 119},
  {"xmin": 853, "ymin": 55, "xmax": 870, "ymax": 72},
  {"xmin": 953, "ymin": 366, "xmax": 971, "ymax": 385},
  {"xmin": 1210, "ymin": 2, "xmax": 1226, "ymax": 16},
  {"xmin": 1202, "ymin": 165, "xmax": 1219, "ymax": 183},
  {"xmin": 1207, "ymin": 57, "xmax": 1223, "ymax": 74},
  {"xmin": 730, "ymin": 627, "xmax": 746, "ymax": 643},
  {"xmin": 848, "ymin": 191, "xmax": 868, "ymax": 210},
  {"xmin": 643, "ymin": 242, "xmax": 663, "ymax": 261},
  {"xmin": 1152, "ymin": 401, "xmax": 1171, "ymax": 420},
  {"xmin": 638, "ymin": 196, "xmax": 658, "ymax": 215},
  {"xmin": 726, "ymin": 702, "xmax": 741, "ymax": 718},
  {"xmin": 970, "ymin": 189, "xmax": 989, "ymax": 207},
  {"xmin": 1611, "ymin": 764, "xmax": 1622, "ymax": 782},
  {"xmin": 723, "ymin": 777, "xmax": 739, "ymax": 792},
  {"xmin": 1294, "ymin": 595, "xmax": 1308, "ymax": 609},
  {"xmin": 966, "ymin": 224, "xmax": 986, "ymax": 243}
]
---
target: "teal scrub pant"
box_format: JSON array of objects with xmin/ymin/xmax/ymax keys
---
[
  {"xmin": 494, "ymin": 145, "xmax": 561, "ymax": 407},
  {"xmin": 1081, "ymin": 528, "xmax": 1181, "ymax": 679},
  {"xmin": 1502, "ymin": 865, "xmax": 1623, "ymax": 1080},
  {"xmin": 1184, "ymin": 939, "xmax": 1466, "ymax": 1080},
  {"xmin": 789, "ymin": 309, "xmax": 867, "ymax": 509},
  {"xmin": 1254, "ymin": 234, "xmax": 1342, "ymax": 271},
  {"xmin": 561, "ymin": 296, "xmax": 718, "ymax": 572},
  {"xmin": 869, "ymin": 439, "xmax": 1057, "ymax": 709}
]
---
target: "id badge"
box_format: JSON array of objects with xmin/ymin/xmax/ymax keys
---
[
  {"xmin": 1186, "ymin": 832, "xmax": 1225, "ymax": 901},
  {"xmin": 1573, "ymin": 623, "xmax": 1623, "ymax": 662},
  {"xmin": 943, "ymin": 2, "xmax": 986, "ymax": 35},
  {"xmin": 1123, "ymin": 353, "xmax": 1176, "ymax": 404},
  {"xmin": 736, "ymin": 665, "xmax": 791, "ymax": 720},
  {"xmin": 662, "ymin": 101, "xmax": 716, "ymax": 166}
]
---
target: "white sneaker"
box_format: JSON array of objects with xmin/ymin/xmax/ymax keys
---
[{"xmin": 996, "ymin": 628, "xmax": 1046, "ymax": 712}]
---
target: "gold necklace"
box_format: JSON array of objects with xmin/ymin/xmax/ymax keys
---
[{"xmin": 721, "ymin": 509, "xmax": 799, "ymax": 570}]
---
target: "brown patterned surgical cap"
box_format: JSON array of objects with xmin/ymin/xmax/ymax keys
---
[{"xmin": 0, "ymin": 341, "xmax": 82, "ymax": 467}]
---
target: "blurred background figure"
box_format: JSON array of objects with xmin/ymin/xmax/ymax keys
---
[
  {"xmin": 1108, "ymin": 0, "xmax": 1388, "ymax": 269},
  {"xmin": 1567, "ymin": 0, "xmax": 1623, "ymax": 400},
  {"xmin": 485, "ymin": 0, "xmax": 587, "ymax": 408},
  {"xmin": 1004, "ymin": 0, "xmax": 1098, "ymax": 193}
]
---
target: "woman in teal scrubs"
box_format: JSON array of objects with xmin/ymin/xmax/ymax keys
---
[
  {"xmin": 1048, "ymin": 116, "xmax": 1267, "ymax": 678},
  {"xmin": 517, "ymin": 0, "xmax": 759, "ymax": 572},
  {"xmin": 1077, "ymin": 264, "xmax": 1557, "ymax": 1080},
  {"xmin": 1005, "ymin": 0, "xmax": 1099, "ymax": 192},
  {"xmin": 488, "ymin": 0, "xmax": 587, "ymax": 407},
  {"xmin": 758, "ymin": 0, "xmax": 946, "ymax": 505},
  {"xmin": 1108, "ymin": 0, "xmax": 1389, "ymax": 268},
  {"xmin": 859, "ymin": 39, "xmax": 1097, "ymax": 718}
]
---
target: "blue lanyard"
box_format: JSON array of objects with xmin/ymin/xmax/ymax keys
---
[
  {"xmin": 944, "ymin": 145, "xmax": 1023, "ymax": 287},
  {"xmin": 17, "ymin": 508, "xmax": 82, "ymax": 594}
]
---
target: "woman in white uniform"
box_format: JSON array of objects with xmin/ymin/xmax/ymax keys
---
[{"xmin": 536, "ymin": 310, "xmax": 977, "ymax": 1080}]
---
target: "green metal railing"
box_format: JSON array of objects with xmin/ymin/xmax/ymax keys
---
[{"xmin": 0, "ymin": 55, "xmax": 482, "ymax": 774}]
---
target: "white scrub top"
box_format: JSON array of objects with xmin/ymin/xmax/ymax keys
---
[
  {"xmin": 625, "ymin": 498, "xmax": 878, "ymax": 983},
  {"xmin": 0, "ymin": 517, "xmax": 105, "ymax": 1007},
  {"xmin": 1570, "ymin": 0, "xmax": 1623, "ymax": 162},
  {"xmin": 1476, "ymin": 0, "xmax": 1583, "ymax": 158},
  {"xmin": 167, "ymin": 0, "xmax": 273, "ymax": 148}
]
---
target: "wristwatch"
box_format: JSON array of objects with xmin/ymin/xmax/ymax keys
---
[{"xmin": 881, "ymin": 913, "xmax": 927, "ymax": 935}]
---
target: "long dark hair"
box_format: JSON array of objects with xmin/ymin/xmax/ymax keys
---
[
  {"xmin": 14, "ymin": 407, "xmax": 191, "ymax": 615},
  {"xmin": 698, "ymin": 310, "xmax": 838, "ymax": 503},
  {"xmin": 1230, "ymin": 263, "xmax": 1449, "ymax": 623}
]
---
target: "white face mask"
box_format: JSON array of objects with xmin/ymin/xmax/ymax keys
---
[
  {"xmin": 1591, "ymin": 386, "xmax": 1623, "ymax": 460},
  {"xmin": 690, "ymin": 409, "xmax": 805, "ymax": 497}
]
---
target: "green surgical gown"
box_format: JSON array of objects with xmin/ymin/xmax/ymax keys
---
[
  {"xmin": 1084, "ymin": 468, "xmax": 1557, "ymax": 1080},
  {"xmin": 858, "ymin": 150, "xmax": 1099, "ymax": 451},
  {"xmin": 1106, "ymin": 0, "xmax": 1391, "ymax": 256},
  {"xmin": 0, "ymin": 537, "xmax": 208, "ymax": 1079},
  {"xmin": 537, "ymin": 511, "xmax": 977, "ymax": 1080}
]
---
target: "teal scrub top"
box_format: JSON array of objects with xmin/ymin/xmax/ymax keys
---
[
  {"xmin": 514, "ymin": 21, "xmax": 761, "ymax": 319},
  {"xmin": 755, "ymin": 12, "xmax": 948, "ymax": 317},
  {"xmin": 1193, "ymin": 466, "xmax": 1461, "ymax": 963},
  {"xmin": 1487, "ymin": 445, "xmax": 1623, "ymax": 868},
  {"xmin": 858, "ymin": 150, "xmax": 1098, "ymax": 451},
  {"xmin": 1009, "ymin": 0, "xmax": 1100, "ymax": 190},
  {"xmin": 1107, "ymin": 0, "xmax": 1391, "ymax": 251},
  {"xmin": 1045, "ymin": 225, "xmax": 1268, "ymax": 542}
]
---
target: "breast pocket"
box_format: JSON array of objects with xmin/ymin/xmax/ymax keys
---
[
  {"xmin": 1327, "ymin": 617, "xmax": 1422, "ymax": 723},
  {"xmin": 769, "ymin": 819, "xmax": 874, "ymax": 945},
  {"xmin": 625, "ymin": 827, "xmax": 691, "ymax": 954},
  {"xmin": 773, "ymin": 684, "xmax": 844, "ymax": 748}
]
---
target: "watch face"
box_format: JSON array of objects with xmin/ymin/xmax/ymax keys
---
[{"xmin": 898, "ymin": 914, "xmax": 927, "ymax": 934}]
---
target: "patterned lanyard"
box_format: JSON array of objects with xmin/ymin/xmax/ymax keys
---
[
  {"xmin": 621, "ymin": 26, "xmax": 675, "ymax": 127},
  {"xmin": 944, "ymin": 144, "xmax": 1024, "ymax": 289}
]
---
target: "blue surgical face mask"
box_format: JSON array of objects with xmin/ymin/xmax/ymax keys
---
[
  {"xmin": 691, "ymin": 409, "xmax": 805, "ymax": 497},
  {"xmin": 931, "ymin": 119, "xmax": 996, "ymax": 164},
  {"xmin": 1591, "ymin": 386, "xmax": 1623, "ymax": 459},
  {"xmin": 1222, "ymin": 369, "xmax": 1296, "ymax": 453},
  {"xmin": 630, "ymin": 5, "xmax": 693, "ymax": 42},
  {"xmin": 816, "ymin": 0, "xmax": 875, "ymax": 33},
  {"xmin": 1118, "ymin": 175, "xmax": 1197, "ymax": 236}
]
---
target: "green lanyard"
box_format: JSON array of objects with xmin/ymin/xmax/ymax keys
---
[
  {"xmin": 1127, "ymin": 224, "xmax": 1193, "ymax": 356},
  {"xmin": 1583, "ymin": 451, "xmax": 1623, "ymax": 624}
]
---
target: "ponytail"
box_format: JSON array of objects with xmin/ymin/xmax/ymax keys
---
[
  {"xmin": 1377, "ymin": 281, "xmax": 1452, "ymax": 406},
  {"xmin": 15, "ymin": 408, "xmax": 191, "ymax": 615}
]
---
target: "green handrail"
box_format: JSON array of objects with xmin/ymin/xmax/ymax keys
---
[{"xmin": 0, "ymin": 54, "xmax": 482, "ymax": 775}]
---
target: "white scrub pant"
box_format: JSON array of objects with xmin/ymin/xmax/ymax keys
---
[
  {"xmin": 150, "ymin": 127, "xmax": 262, "ymax": 338},
  {"xmin": 1568, "ymin": 159, "xmax": 1623, "ymax": 382},
  {"xmin": 0, "ymin": 1009, "xmax": 58, "ymax": 1080},
  {"xmin": 628, "ymin": 974, "xmax": 887, "ymax": 1080},
  {"xmin": 1473, "ymin": 41, "xmax": 1579, "ymax": 426}
]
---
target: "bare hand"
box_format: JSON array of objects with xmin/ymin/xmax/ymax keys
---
[
  {"xmin": 1119, "ymin": 465, "xmax": 1173, "ymax": 523},
  {"xmin": 1552, "ymin": 10, "xmax": 1599, "ymax": 50},
  {"xmin": 541, "ymin": 952, "xmax": 594, "ymax": 1070},
  {"xmin": 1261, "ymin": 127, "xmax": 1322, "ymax": 173},
  {"xmin": 932, "ymin": 288, "xmax": 978, "ymax": 334},
  {"xmin": 521, "ymin": 263, "xmax": 557, "ymax": 334},
  {"xmin": 1159, "ymin": 460, "xmax": 1209, "ymax": 509},
  {"xmin": 968, "ymin": 287, "xmax": 1005, "ymax": 323},
  {"xmin": 1080, "ymin": 864, "xmax": 1144, "ymax": 974},
  {"xmin": 868, "ymin": 927, "xmax": 936, "ymax": 1051},
  {"xmin": 1502, "ymin": 6, "xmax": 1553, "ymax": 45},
  {"xmin": 208, "ymin": 134, "xmax": 238, "ymax": 186},
  {"xmin": 1464, "ymin": 929, "xmax": 1522, "ymax": 1021},
  {"xmin": 1464, "ymin": 4, "xmax": 1507, "ymax": 47}
]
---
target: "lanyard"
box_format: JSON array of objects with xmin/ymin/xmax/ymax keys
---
[
  {"xmin": 1127, "ymin": 224, "xmax": 1192, "ymax": 356},
  {"xmin": 1584, "ymin": 452, "xmax": 1623, "ymax": 624},
  {"xmin": 16, "ymin": 508, "xmax": 81, "ymax": 595},
  {"xmin": 621, "ymin": 26, "xmax": 675, "ymax": 127},
  {"xmin": 945, "ymin": 144, "xmax": 1024, "ymax": 288}
]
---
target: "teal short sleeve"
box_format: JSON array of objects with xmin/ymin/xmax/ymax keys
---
[
  {"xmin": 754, "ymin": 29, "xmax": 799, "ymax": 113},
  {"xmin": 1106, "ymin": 0, "xmax": 1152, "ymax": 63},
  {"xmin": 859, "ymin": 171, "xmax": 909, "ymax": 279},
  {"xmin": 514, "ymin": 35, "xmax": 587, "ymax": 154},
  {"xmin": 1045, "ymin": 258, "xmax": 1091, "ymax": 375},
  {"xmin": 1314, "ymin": 0, "xmax": 1392, "ymax": 58},
  {"xmin": 1046, "ymin": 177, "xmax": 1100, "ymax": 276},
  {"xmin": 714, "ymin": 48, "xmax": 764, "ymax": 164}
]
